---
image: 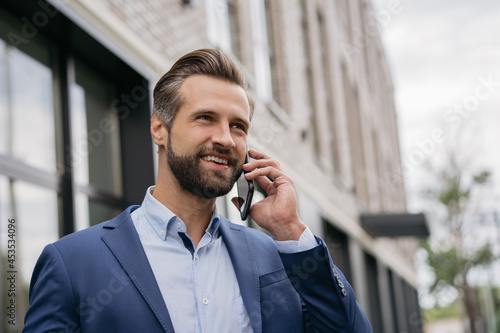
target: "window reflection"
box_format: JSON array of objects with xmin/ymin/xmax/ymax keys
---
[
  {"xmin": 0, "ymin": 38, "xmax": 8, "ymax": 154},
  {"xmin": 205, "ymin": 0, "xmax": 232, "ymax": 53},
  {"xmin": 71, "ymin": 60, "xmax": 122, "ymax": 197},
  {"xmin": 88, "ymin": 198, "xmax": 121, "ymax": 226},
  {"xmin": 0, "ymin": 37, "xmax": 56, "ymax": 172},
  {"xmin": 14, "ymin": 181, "xmax": 59, "ymax": 284},
  {"xmin": 0, "ymin": 177, "xmax": 58, "ymax": 330},
  {"xmin": 250, "ymin": 0, "xmax": 273, "ymax": 102},
  {"xmin": 74, "ymin": 191, "xmax": 90, "ymax": 231},
  {"xmin": 74, "ymin": 192, "xmax": 121, "ymax": 230}
]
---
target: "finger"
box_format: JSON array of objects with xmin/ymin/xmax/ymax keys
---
[
  {"xmin": 248, "ymin": 149, "xmax": 272, "ymax": 161},
  {"xmin": 254, "ymin": 174, "xmax": 273, "ymax": 190},
  {"xmin": 245, "ymin": 165, "xmax": 285, "ymax": 181},
  {"xmin": 243, "ymin": 158, "xmax": 281, "ymax": 172}
]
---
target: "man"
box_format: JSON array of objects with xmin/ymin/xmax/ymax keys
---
[{"xmin": 23, "ymin": 49, "xmax": 372, "ymax": 332}]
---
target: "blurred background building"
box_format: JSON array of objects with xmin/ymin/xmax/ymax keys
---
[{"xmin": 0, "ymin": 0, "xmax": 429, "ymax": 332}]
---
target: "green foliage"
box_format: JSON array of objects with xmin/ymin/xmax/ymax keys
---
[
  {"xmin": 472, "ymin": 170, "xmax": 491, "ymax": 185},
  {"xmin": 424, "ymin": 240, "xmax": 495, "ymax": 295},
  {"xmin": 423, "ymin": 302, "xmax": 460, "ymax": 323},
  {"xmin": 438, "ymin": 175, "xmax": 468, "ymax": 207},
  {"xmin": 423, "ymin": 240, "xmax": 462, "ymax": 293},
  {"xmin": 470, "ymin": 243, "xmax": 494, "ymax": 267}
]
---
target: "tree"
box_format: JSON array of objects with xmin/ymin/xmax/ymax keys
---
[{"xmin": 422, "ymin": 151, "xmax": 495, "ymax": 333}]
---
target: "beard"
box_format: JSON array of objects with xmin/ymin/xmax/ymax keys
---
[{"xmin": 166, "ymin": 136, "xmax": 242, "ymax": 199}]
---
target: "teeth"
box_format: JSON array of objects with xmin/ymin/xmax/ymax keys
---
[{"xmin": 202, "ymin": 155, "xmax": 229, "ymax": 165}]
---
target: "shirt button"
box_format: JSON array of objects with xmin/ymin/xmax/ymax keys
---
[
  {"xmin": 159, "ymin": 230, "xmax": 165, "ymax": 235},
  {"xmin": 195, "ymin": 254, "xmax": 199, "ymax": 260},
  {"xmin": 176, "ymin": 222, "xmax": 181, "ymax": 229},
  {"xmin": 202, "ymin": 298, "xmax": 209, "ymax": 305}
]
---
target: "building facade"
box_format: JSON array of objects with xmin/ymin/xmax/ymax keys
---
[{"xmin": 0, "ymin": 0, "xmax": 424, "ymax": 332}]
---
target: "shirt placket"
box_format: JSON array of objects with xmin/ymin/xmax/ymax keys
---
[{"xmin": 182, "ymin": 228, "xmax": 214, "ymax": 333}]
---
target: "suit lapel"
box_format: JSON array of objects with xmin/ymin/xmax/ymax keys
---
[
  {"xmin": 220, "ymin": 219, "xmax": 262, "ymax": 333},
  {"xmin": 101, "ymin": 207, "xmax": 175, "ymax": 333}
]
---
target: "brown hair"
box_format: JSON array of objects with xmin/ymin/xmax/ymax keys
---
[{"xmin": 153, "ymin": 48, "xmax": 254, "ymax": 129}]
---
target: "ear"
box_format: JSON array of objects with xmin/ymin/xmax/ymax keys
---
[{"xmin": 151, "ymin": 113, "xmax": 168, "ymax": 146}]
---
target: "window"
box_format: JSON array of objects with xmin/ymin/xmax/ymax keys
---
[
  {"xmin": 300, "ymin": 0, "xmax": 321, "ymax": 159},
  {"xmin": 337, "ymin": 0, "xmax": 352, "ymax": 41},
  {"xmin": 343, "ymin": 64, "xmax": 369, "ymax": 205},
  {"xmin": 263, "ymin": 0, "xmax": 281, "ymax": 106},
  {"xmin": 0, "ymin": 175, "xmax": 59, "ymax": 331},
  {"xmin": 364, "ymin": 252, "xmax": 384, "ymax": 332},
  {"xmin": 227, "ymin": 0, "xmax": 241, "ymax": 60},
  {"xmin": 205, "ymin": 0, "xmax": 232, "ymax": 54},
  {"xmin": 0, "ymin": 21, "xmax": 56, "ymax": 173},
  {"xmin": 0, "ymin": 4, "xmax": 153, "ymax": 331},
  {"xmin": 71, "ymin": 60, "xmax": 123, "ymax": 228},
  {"xmin": 250, "ymin": 0, "xmax": 273, "ymax": 102},
  {"xmin": 205, "ymin": 0, "xmax": 243, "ymax": 60},
  {"xmin": 324, "ymin": 220, "xmax": 353, "ymax": 284},
  {"xmin": 359, "ymin": 1, "xmax": 373, "ymax": 91},
  {"xmin": 318, "ymin": 11, "xmax": 341, "ymax": 176},
  {"xmin": 0, "ymin": 15, "xmax": 60, "ymax": 329}
]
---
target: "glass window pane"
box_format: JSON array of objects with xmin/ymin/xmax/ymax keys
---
[
  {"xmin": 227, "ymin": 2, "xmax": 241, "ymax": 59},
  {"xmin": 88, "ymin": 199, "xmax": 121, "ymax": 226},
  {"xmin": 71, "ymin": 83, "xmax": 90, "ymax": 185},
  {"xmin": 71, "ymin": 60, "xmax": 122, "ymax": 196},
  {"xmin": 3, "ymin": 36, "xmax": 56, "ymax": 172},
  {"xmin": 205, "ymin": 0, "xmax": 232, "ymax": 53},
  {"xmin": 14, "ymin": 181, "xmax": 59, "ymax": 284},
  {"xmin": 74, "ymin": 191, "xmax": 90, "ymax": 231},
  {"xmin": 75, "ymin": 192, "xmax": 121, "ymax": 229},
  {"xmin": 250, "ymin": 0, "xmax": 273, "ymax": 101},
  {"xmin": 0, "ymin": 38, "xmax": 8, "ymax": 154},
  {"xmin": 0, "ymin": 177, "xmax": 59, "ymax": 330}
]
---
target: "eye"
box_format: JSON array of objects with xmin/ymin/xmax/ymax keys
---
[
  {"xmin": 197, "ymin": 115, "xmax": 212, "ymax": 121},
  {"xmin": 231, "ymin": 123, "xmax": 247, "ymax": 133}
]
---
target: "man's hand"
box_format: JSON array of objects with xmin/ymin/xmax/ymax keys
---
[{"xmin": 232, "ymin": 149, "xmax": 306, "ymax": 241}]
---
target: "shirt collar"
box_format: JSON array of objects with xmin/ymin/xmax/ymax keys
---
[{"xmin": 141, "ymin": 186, "xmax": 221, "ymax": 241}]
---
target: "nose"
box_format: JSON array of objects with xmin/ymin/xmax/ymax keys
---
[{"xmin": 212, "ymin": 124, "xmax": 235, "ymax": 149}]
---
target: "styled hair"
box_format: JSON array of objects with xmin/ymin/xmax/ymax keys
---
[{"xmin": 153, "ymin": 48, "xmax": 254, "ymax": 129}]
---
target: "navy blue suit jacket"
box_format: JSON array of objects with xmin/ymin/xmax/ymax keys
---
[{"xmin": 23, "ymin": 206, "xmax": 372, "ymax": 332}]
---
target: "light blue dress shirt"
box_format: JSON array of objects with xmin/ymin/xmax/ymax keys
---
[{"xmin": 131, "ymin": 186, "xmax": 317, "ymax": 333}]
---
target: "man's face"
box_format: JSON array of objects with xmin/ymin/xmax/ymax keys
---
[{"xmin": 165, "ymin": 75, "xmax": 250, "ymax": 198}]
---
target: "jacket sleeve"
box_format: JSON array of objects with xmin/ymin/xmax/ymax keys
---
[
  {"xmin": 279, "ymin": 236, "xmax": 373, "ymax": 333},
  {"xmin": 23, "ymin": 244, "xmax": 80, "ymax": 333}
]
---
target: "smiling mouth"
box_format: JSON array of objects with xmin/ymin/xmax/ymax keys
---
[{"xmin": 201, "ymin": 155, "xmax": 230, "ymax": 165}]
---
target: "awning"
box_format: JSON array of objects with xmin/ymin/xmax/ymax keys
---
[{"xmin": 360, "ymin": 213, "xmax": 429, "ymax": 237}]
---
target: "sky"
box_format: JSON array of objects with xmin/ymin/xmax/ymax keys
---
[
  {"xmin": 371, "ymin": 0, "xmax": 500, "ymax": 206},
  {"xmin": 371, "ymin": 0, "xmax": 500, "ymax": 307}
]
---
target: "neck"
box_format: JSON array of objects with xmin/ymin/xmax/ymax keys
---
[{"xmin": 153, "ymin": 162, "xmax": 216, "ymax": 247}]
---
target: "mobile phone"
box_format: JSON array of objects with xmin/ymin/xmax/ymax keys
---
[{"xmin": 236, "ymin": 149, "xmax": 254, "ymax": 220}]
